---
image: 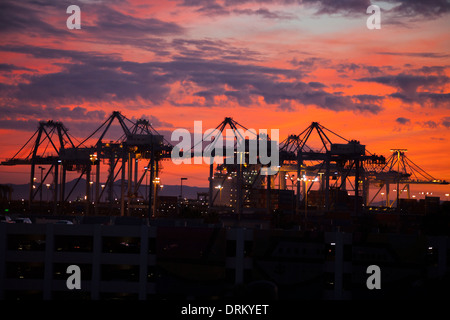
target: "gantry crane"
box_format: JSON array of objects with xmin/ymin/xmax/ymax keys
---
[
  {"xmin": 2, "ymin": 114, "xmax": 447, "ymax": 218},
  {"xmin": 173, "ymin": 117, "xmax": 277, "ymax": 217},
  {"xmin": 1, "ymin": 120, "xmax": 76, "ymax": 214},
  {"xmin": 278, "ymin": 122, "xmax": 385, "ymax": 215},
  {"xmin": 368, "ymin": 149, "xmax": 448, "ymax": 208},
  {"xmin": 1, "ymin": 112, "xmax": 172, "ymax": 217}
]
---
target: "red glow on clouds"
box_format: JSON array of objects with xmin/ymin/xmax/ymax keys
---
[{"xmin": 0, "ymin": 0, "xmax": 449, "ymax": 197}]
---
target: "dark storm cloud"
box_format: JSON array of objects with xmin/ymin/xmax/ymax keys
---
[
  {"xmin": 194, "ymin": 89, "xmax": 225, "ymax": 105},
  {"xmin": 196, "ymin": 2, "xmax": 229, "ymax": 15},
  {"xmin": 302, "ymin": 0, "xmax": 370, "ymax": 15},
  {"xmin": 0, "ymin": 104, "xmax": 106, "ymax": 121},
  {"xmin": 357, "ymin": 73, "xmax": 449, "ymax": 106},
  {"xmin": 171, "ymin": 39, "xmax": 262, "ymax": 62},
  {"xmin": 0, "ymin": 0, "xmax": 184, "ymax": 56},
  {"xmin": 150, "ymin": 57, "xmax": 298, "ymax": 90},
  {"xmin": 418, "ymin": 93, "xmax": 450, "ymax": 105},
  {"xmin": 337, "ymin": 63, "xmax": 360, "ymax": 73},
  {"xmin": 395, "ymin": 117, "xmax": 410, "ymax": 125},
  {"xmin": 224, "ymin": 90, "xmax": 254, "ymax": 106},
  {"xmin": 336, "ymin": 63, "xmax": 395, "ymax": 76},
  {"xmin": 0, "ymin": 45, "xmax": 172, "ymax": 105},
  {"xmin": 192, "ymin": 3, "xmax": 297, "ymax": 19},
  {"xmin": 0, "ymin": 0, "xmax": 184, "ymax": 38},
  {"xmin": 0, "ymin": 119, "xmax": 42, "ymax": 132},
  {"xmin": 308, "ymin": 81, "xmax": 327, "ymax": 89},
  {"xmin": 179, "ymin": 0, "xmax": 450, "ymax": 18},
  {"xmin": 414, "ymin": 66, "xmax": 447, "ymax": 75},
  {"xmin": 86, "ymin": 12, "xmax": 182, "ymax": 54},
  {"xmin": 384, "ymin": 0, "xmax": 450, "ymax": 17},
  {"xmin": 0, "ymin": 64, "xmax": 35, "ymax": 72},
  {"xmin": 90, "ymin": 5, "xmax": 184, "ymax": 36},
  {"xmin": 0, "ymin": 45, "xmax": 115, "ymax": 63},
  {"xmin": 442, "ymin": 117, "xmax": 450, "ymax": 128},
  {"xmin": 0, "ymin": 45, "xmax": 382, "ymax": 114},
  {"xmin": 74, "ymin": 4, "xmax": 184, "ymax": 55},
  {"xmin": 17, "ymin": 63, "xmax": 170, "ymax": 105},
  {"xmin": 353, "ymin": 94, "xmax": 385, "ymax": 104},
  {"xmin": 244, "ymin": 80, "xmax": 381, "ymax": 113},
  {"xmin": 420, "ymin": 120, "xmax": 439, "ymax": 129},
  {"xmin": 289, "ymin": 57, "xmax": 331, "ymax": 78},
  {"xmin": 158, "ymin": 57, "xmax": 382, "ymax": 113},
  {"xmin": 233, "ymin": 7, "xmax": 297, "ymax": 19},
  {"xmin": 180, "ymin": 0, "xmax": 371, "ymax": 15},
  {"xmin": 376, "ymin": 52, "xmax": 450, "ymax": 59},
  {"xmin": 0, "ymin": 1, "xmax": 67, "ymax": 36},
  {"xmin": 354, "ymin": 104, "xmax": 381, "ymax": 114}
]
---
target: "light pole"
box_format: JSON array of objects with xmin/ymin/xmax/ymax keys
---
[
  {"xmin": 101, "ymin": 184, "xmax": 105, "ymax": 203},
  {"xmin": 180, "ymin": 177, "xmax": 188, "ymax": 200},
  {"xmin": 46, "ymin": 184, "xmax": 51, "ymax": 202},
  {"xmin": 303, "ymin": 176, "xmax": 318, "ymax": 226},
  {"xmin": 90, "ymin": 181, "xmax": 94, "ymax": 204},
  {"xmin": 303, "ymin": 176, "xmax": 309, "ymax": 222},
  {"xmin": 38, "ymin": 166, "xmax": 45, "ymax": 203},
  {"xmin": 153, "ymin": 177, "xmax": 160, "ymax": 217},
  {"xmin": 144, "ymin": 166, "xmax": 149, "ymax": 201}
]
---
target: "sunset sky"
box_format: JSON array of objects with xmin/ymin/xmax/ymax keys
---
[{"xmin": 0, "ymin": 0, "xmax": 449, "ymax": 198}]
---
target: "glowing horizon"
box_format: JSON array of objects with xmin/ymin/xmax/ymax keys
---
[{"xmin": 0, "ymin": 0, "xmax": 449, "ymax": 199}]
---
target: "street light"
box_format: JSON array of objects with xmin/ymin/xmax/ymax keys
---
[
  {"xmin": 89, "ymin": 181, "xmax": 94, "ymax": 202},
  {"xmin": 215, "ymin": 184, "xmax": 223, "ymax": 202},
  {"xmin": 152, "ymin": 177, "xmax": 161, "ymax": 216},
  {"xmin": 46, "ymin": 184, "xmax": 51, "ymax": 202},
  {"xmin": 101, "ymin": 184, "xmax": 105, "ymax": 203},
  {"xmin": 302, "ymin": 176, "xmax": 319, "ymax": 224}
]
